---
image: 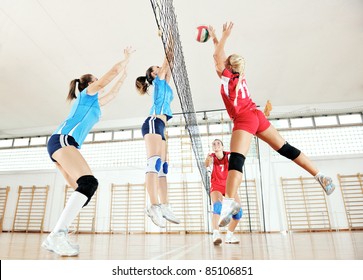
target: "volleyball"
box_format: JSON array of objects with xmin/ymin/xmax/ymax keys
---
[{"xmin": 195, "ymin": 25, "xmax": 210, "ymax": 43}]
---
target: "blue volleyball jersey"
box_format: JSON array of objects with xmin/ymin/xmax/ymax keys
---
[
  {"xmin": 53, "ymin": 89, "xmax": 101, "ymax": 147},
  {"xmin": 149, "ymin": 76, "xmax": 173, "ymax": 120}
]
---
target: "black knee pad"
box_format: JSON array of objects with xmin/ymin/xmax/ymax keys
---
[
  {"xmin": 228, "ymin": 152, "xmax": 246, "ymax": 173},
  {"xmin": 277, "ymin": 142, "xmax": 301, "ymax": 160},
  {"xmin": 76, "ymin": 175, "xmax": 98, "ymax": 207}
]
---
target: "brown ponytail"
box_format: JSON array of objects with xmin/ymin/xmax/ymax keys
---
[
  {"xmin": 135, "ymin": 76, "xmax": 150, "ymax": 95},
  {"xmin": 67, "ymin": 79, "xmax": 78, "ymax": 101},
  {"xmin": 135, "ymin": 66, "xmax": 155, "ymax": 95},
  {"xmin": 67, "ymin": 74, "xmax": 94, "ymax": 101}
]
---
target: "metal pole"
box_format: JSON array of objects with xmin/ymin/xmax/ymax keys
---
[
  {"xmin": 243, "ymin": 165, "xmax": 252, "ymax": 232},
  {"xmin": 256, "ymin": 137, "xmax": 266, "ymax": 232}
]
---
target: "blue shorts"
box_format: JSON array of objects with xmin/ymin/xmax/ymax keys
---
[
  {"xmin": 47, "ymin": 134, "xmax": 79, "ymax": 162},
  {"xmin": 141, "ymin": 116, "xmax": 166, "ymax": 140}
]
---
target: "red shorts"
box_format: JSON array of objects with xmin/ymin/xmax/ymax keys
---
[
  {"xmin": 232, "ymin": 109, "xmax": 270, "ymax": 135},
  {"xmin": 210, "ymin": 184, "xmax": 226, "ymax": 196}
]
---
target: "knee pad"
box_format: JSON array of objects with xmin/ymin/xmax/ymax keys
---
[
  {"xmin": 277, "ymin": 142, "xmax": 301, "ymax": 160},
  {"xmin": 146, "ymin": 156, "xmax": 161, "ymax": 173},
  {"xmin": 158, "ymin": 161, "xmax": 168, "ymax": 177},
  {"xmin": 76, "ymin": 175, "xmax": 98, "ymax": 207},
  {"xmin": 213, "ymin": 201, "xmax": 222, "ymax": 215},
  {"xmin": 232, "ymin": 208, "xmax": 243, "ymax": 220},
  {"xmin": 228, "ymin": 152, "xmax": 246, "ymax": 173}
]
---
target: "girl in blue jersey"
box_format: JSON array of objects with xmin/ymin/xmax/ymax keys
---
[
  {"xmin": 135, "ymin": 53, "xmax": 180, "ymax": 228},
  {"xmin": 42, "ymin": 47, "xmax": 134, "ymax": 256}
]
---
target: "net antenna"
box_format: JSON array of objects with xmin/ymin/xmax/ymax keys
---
[{"xmin": 150, "ymin": 0, "xmax": 209, "ymax": 193}]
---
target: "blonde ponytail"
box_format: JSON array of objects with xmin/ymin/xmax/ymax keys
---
[{"xmin": 228, "ymin": 54, "xmax": 245, "ymax": 76}]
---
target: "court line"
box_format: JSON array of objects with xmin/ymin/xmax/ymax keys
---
[{"xmin": 150, "ymin": 235, "xmax": 209, "ymax": 260}]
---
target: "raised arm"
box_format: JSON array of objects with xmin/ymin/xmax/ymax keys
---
[
  {"xmin": 210, "ymin": 22, "xmax": 234, "ymax": 78},
  {"xmin": 205, "ymin": 154, "xmax": 213, "ymax": 168},
  {"xmin": 88, "ymin": 47, "xmax": 134, "ymax": 95},
  {"xmin": 158, "ymin": 32, "xmax": 174, "ymax": 83},
  {"xmin": 208, "ymin": 26, "xmax": 221, "ymax": 52},
  {"xmin": 98, "ymin": 71, "xmax": 127, "ymax": 106},
  {"xmin": 97, "ymin": 47, "xmax": 134, "ymax": 106},
  {"xmin": 157, "ymin": 56, "xmax": 171, "ymax": 82}
]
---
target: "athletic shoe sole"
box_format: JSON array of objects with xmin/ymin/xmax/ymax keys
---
[
  {"xmin": 325, "ymin": 185, "xmax": 335, "ymax": 195},
  {"xmin": 219, "ymin": 202, "xmax": 240, "ymax": 227},
  {"xmin": 145, "ymin": 208, "xmax": 166, "ymax": 228},
  {"xmin": 213, "ymin": 237, "xmax": 222, "ymax": 245},
  {"xmin": 162, "ymin": 215, "xmax": 180, "ymax": 224},
  {"xmin": 225, "ymin": 240, "xmax": 240, "ymax": 244},
  {"xmin": 41, "ymin": 239, "xmax": 79, "ymax": 256}
]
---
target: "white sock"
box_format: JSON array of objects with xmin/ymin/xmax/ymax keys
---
[
  {"xmin": 213, "ymin": 229, "xmax": 219, "ymax": 234},
  {"xmin": 226, "ymin": 230, "xmax": 233, "ymax": 237},
  {"xmin": 52, "ymin": 191, "xmax": 88, "ymax": 233},
  {"xmin": 314, "ymin": 172, "xmax": 322, "ymax": 179}
]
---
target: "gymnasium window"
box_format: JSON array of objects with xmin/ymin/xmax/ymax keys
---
[
  {"xmin": 133, "ymin": 130, "xmax": 143, "ymax": 139},
  {"xmin": 274, "ymin": 126, "xmax": 363, "ymax": 157},
  {"xmin": 315, "ymin": 116, "xmax": 338, "ymax": 126},
  {"xmin": 290, "ymin": 117, "xmax": 314, "ymax": 128},
  {"xmin": 209, "ymin": 124, "xmax": 223, "ymax": 134},
  {"xmin": 29, "ymin": 136, "xmax": 47, "ymax": 146},
  {"xmin": 84, "ymin": 134, "xmax": 93, "ymax": 143},
  {"xmin": 167, "ymin": 126, "xmax": 182, "ymax": 137},
  {"xmin": 114, "ymin": 130, "xmax": 132, "ymax": 140},
  {"xmin": 339, "ymin": 114, "xmax": 362, "ymax": 125},
  {"xmin": 13, "ymin": 138, "xmax": 29, "ymax": 147},
  {"xmin": 0, "ymin": 139, "xmax": 13, "ymax": 148},
  {"xmin": 0, "ymin": 112, "xmax": 362, "ymax": 171},
  {"xmin": 270, "ymin": 119, "xmax": 289, "ymax": 129},
  {"xmin": 94, "ymin": 131, "xmax": 113, "ymax": 142}
]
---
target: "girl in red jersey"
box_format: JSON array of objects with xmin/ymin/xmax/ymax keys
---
[
  {"xmin": 208, "ymin": 22, "xmax": 336, "ymax": 228},
  {"xmin": 205, "ymin": 139, "xmax": 242, "ymax": 245}
]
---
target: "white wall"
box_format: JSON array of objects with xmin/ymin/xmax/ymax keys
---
[
  {"xmin": 0, "ymin": 166, "xmax": 207, "ymax": 233},
  {"xmin": 1, "ymin": 149, "xmax": 362, "ymax": 233},
  {"xmin": 257, "ymin": 140, "xmax": 363, "ymax": 231}
]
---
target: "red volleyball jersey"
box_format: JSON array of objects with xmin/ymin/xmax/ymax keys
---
[
  {"xmin": 210, "ymin": 151, "xmax": 230, "ymax": 187},
  {"xmin": 220, "ymin": 68, "xmax": 256, "ymax": 120}
]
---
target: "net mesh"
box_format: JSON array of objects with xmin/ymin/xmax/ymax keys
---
[{"xmin": 150, "ymin": 0, "xmax": 208, "ymax": 192}]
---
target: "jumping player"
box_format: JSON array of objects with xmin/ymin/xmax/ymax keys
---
[
  {"xmin": 135, "ymin": 42, "xmax": 180, "ymax": 228},
  {"xmin": 205, "ymin": 139, "xmax": 242, "ymax": 245},
  {"xmin": 208, "ymin": 22, "xmax": 335, "ymax": 228},
  {"xmin": 42, "ymin": 47, "xmax": 134, "ymax": 256}
]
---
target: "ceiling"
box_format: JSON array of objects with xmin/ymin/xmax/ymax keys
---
[{"xmin": 1, "ymin": 0, "xmax": 362, "ymax": 138}]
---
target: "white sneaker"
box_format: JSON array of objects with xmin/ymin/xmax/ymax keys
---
[
  {"xmin": 315, "ymin": 173, "xmax": 335, "ymax": 195},
  {"xmin": 225, "ymin": 233, "xmax": 240, "ymax": 244},
  {"xmin": 218, "ymin": 198, "xmax": 240, "ymax": 227},
  {"xmin": 41, "ymin": 230, "xmax": 79, "ymax": 256},
  {"xmin": 212, "ymin": 231, "xmax": 222, "ymax": 245},
  {"xmin": 146, "ymin": 204, "xmax": 166, "ymax": 228},
  {"xmin": 42, "ymin": 231, "xmax": 79, "ymax": 251},
  {"xmin": 160, "ymin": 204, "xmax": 181, "ymax": 224}
]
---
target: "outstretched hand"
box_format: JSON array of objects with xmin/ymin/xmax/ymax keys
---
[
  {"xmin": 208, "ymin": 25, "xmax": 217, "ymax": 40},
  {"xmin": 124, "ymin": 46, "xmax": 135, "ymax": 58},
  {"xmin": 222, "ymin": 22, "xmax": 234, "ymax": 37}
]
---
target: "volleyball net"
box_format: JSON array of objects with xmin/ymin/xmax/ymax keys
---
[{"xmin": 150, "ymin": 0, "xmax": 209, "ymax": 192}]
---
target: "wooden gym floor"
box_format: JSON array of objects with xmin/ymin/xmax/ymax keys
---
[{"xmin": 0, "ymin": 230, "xmax": 362, "ymax": 260}]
